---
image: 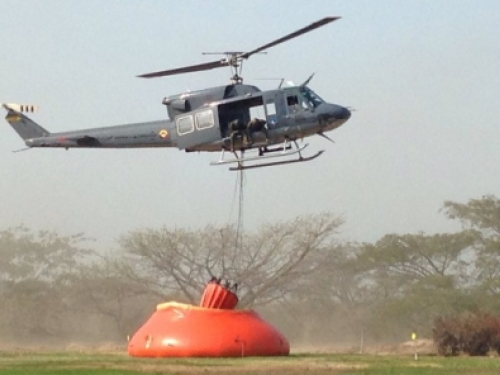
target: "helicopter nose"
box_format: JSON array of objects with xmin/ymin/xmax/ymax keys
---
[
  {"xmin": 315, "ymin": 103, "xmax": 351, "ymax": 134},
  {"xmin": 332, "ymin": 105, "xmax": 351, "ymax": 120},
  {"xmin": 318, "ymin": 104, "xmax": 351, "ymax": 128}
]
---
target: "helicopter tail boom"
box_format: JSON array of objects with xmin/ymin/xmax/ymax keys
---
[{"xmin": 3, "ymin": 104, "xmax": 50, "ymax": 140}]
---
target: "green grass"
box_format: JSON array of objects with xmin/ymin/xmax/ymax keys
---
[{"xmin": 1, "ymin": 351, "xmax": 500, "ymax": 374}]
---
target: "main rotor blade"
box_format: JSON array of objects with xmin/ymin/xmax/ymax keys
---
[
  {"xmin": 137, "ymin": 59, "xmax": 229, "ymax": 78},
  {"xmin": 239, "ymin": 16, "xmax": 340, "ymax": 59}
]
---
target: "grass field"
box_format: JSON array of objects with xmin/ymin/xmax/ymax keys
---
[{"xmin": 1, "ymin": 351, "xmax": 500, "ymax": 375}]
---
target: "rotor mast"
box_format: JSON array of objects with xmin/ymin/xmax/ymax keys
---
[
  {"xmin": 201, "ymin": 52, "xmax": 245, "ymax": 84},
  {"xmin": 201, "ymin": 52, "xmax": 268, "ymax": 84}
]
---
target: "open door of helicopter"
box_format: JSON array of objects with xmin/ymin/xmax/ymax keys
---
[{"xmin": 216, "ymin": 91, "xmax": 287, "ymax": 146}]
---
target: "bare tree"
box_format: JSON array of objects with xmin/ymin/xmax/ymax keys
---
[{"xmin": 118, "ymin": 213, "xmax": 343, "ymax": 308}]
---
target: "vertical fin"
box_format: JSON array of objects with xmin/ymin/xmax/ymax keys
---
[{"xmin": 3, "ymin": 104, "xmax": 49, "ymax": 140}]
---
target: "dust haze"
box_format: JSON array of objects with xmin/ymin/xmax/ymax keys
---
[
  {"xmin": 1, "ymin": 1, "xmax": 499, "ymax": 355},
  {"xmin": 1, "ymin": 197, "xmax": 496, "ymax": 355}
]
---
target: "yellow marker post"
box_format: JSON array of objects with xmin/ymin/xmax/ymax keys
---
[{"xmin": 411, "ymin": 332, "xmax": 418, "ymax": 360}]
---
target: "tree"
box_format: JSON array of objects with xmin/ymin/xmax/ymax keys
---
[
  {"xmin": 443, "ymin": 195, "xmax": 500, "ymax": 238},
  {"xmin": 357, "ymin": 231, "xmax": 479, "ymax": 338},
  {"xmin": 279, "ymin": 242, "xmax": 374, "ymax": 345},
  {"xmin": 0, "ymin": 226, "xmax": 90, "ymax": 340},
  {"xmin": 444, "ymin": 195, "xmax": 500, "ymax": 309},
  {"xmin": 68, "ymin": 257, "xmax": 158, "ymax": 340},
  {"xmin": 0, "ymin": 226, "xmax": 89, "ymax": 283},
  {"xmin": 118, "ymin": 213, "xmax": 343, "ymax": 308},
  {"xmin": 360, "ymin": 231, "xmax": 478, "ymax": 287}
]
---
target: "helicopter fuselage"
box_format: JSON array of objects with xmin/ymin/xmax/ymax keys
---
[{"xmin": 11, "ymin": 84, "xmax": 350, "ymax": 154}]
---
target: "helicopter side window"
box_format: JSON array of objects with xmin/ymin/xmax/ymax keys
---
[
  {"xmin": 265, "ymin": 100, "xmax": 276, "ymax": 116},
  {"xmin": 195, "ymin": 110, "xmax": 214, "ymax": 130},
  {"xmin": 176, "ymin": 115, "xmax": 194, "ymax": 135},
  {"xmin": 265, "ymin": 99, "xmax": 277, "ymax": 126},
  {"xmin": 249, "ymin": 104, "xmax": 265, "ymax": 120}
]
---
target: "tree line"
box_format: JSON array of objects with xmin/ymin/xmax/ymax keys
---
[{"xmin": 1, "ymin": 195, "xmax": 499, "ymax": 348}]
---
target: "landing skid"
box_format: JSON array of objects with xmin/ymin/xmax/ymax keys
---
[
  {"xmin": 229, "ymin": 150, "xmax": 324, "ymax": 171},
  {"xmin": 210, "ymin": 141, "xmax": 325, "ymax": 171},
  {"xmin": 210, "ymin": 143, "xmax": 309, "ymax": 166}
]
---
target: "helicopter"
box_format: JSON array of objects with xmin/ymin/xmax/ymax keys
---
[{"xmin": 3, "ymin": 16, "xmax": 351, "ymax": 170}]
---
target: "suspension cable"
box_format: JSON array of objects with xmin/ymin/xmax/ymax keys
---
[{"xmin": 234, "ymin": 169, "xmax": 245, "ymax": 251}]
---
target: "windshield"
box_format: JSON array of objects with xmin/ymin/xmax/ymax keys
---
[{"xmin": 299, "ymin": 86, "xmax": 325, "ymax": 108}]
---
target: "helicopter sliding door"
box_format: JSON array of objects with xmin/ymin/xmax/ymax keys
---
[{"xmin": 175, "ymin": 108, "xmax": 221, "ymax": 150}]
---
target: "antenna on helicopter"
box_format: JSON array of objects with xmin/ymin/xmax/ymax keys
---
[
  {"xmin": 300, "ymin": 73, "xmax": 315, "ymax": 87},
  {"xmin": 137, "ymin": 16, "xmax": 340, "ymax": 84}
]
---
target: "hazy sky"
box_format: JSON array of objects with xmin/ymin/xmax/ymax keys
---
[{"xmin": 1, "ymin": 0, "xmax": 499, "ymax": 249}]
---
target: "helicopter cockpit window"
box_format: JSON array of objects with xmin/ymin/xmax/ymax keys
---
[
  {"xmin": 299, "ymin": 86, "xmax": 325, "ymax": 108},
  {"xmin": 287, "ymin": 96, "xmax": 298, "ymax": 106},
  {"xmin": 176, "ymin": 115, "xmax": 194, "ymax": 135},
  {"xmin": 287, "ymin": 95, "xmax": 300, "ymax": 113},
  {"xmin": 195, "ymin": 110, "xmax": 214, "ymax": 130},
  {"xmin": 287, "ymin": 94, "xmax": 310, "ymax": 111}
]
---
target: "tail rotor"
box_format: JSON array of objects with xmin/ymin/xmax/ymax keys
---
[{"xmin": 3, "ymin": 103, "xmax": 39, "ymax": 113}]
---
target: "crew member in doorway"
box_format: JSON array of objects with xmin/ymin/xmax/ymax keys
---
[
  {"xmin": 228, "ymin": 118, "xmax": 247, "ymax": 150},
  {"xmin": 246, "ymin": 118, "xmax": 268, "ymax": 145}
]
